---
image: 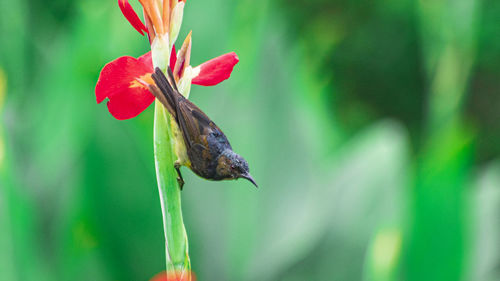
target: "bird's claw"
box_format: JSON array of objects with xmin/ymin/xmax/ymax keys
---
[
  {"xmin": 177, "ymin": 176, "xmax": 185, "ymax": 190},
  {"xmin": 174, "ymin": 161, "xmax": 184, "ymax": 190}
]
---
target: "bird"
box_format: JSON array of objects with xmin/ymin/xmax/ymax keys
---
[{"xmin": 147, "ymin": 67, "xmax": 257, "ymax": 189}]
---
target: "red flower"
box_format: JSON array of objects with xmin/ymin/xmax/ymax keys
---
[{"xmin": 96, "ymin": 0, "xmax": 239, "ymax": 120}]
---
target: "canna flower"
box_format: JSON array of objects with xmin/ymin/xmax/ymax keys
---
[{"xmin": 96, "ymin": 0, "xmax": 239, "ymax": 120}]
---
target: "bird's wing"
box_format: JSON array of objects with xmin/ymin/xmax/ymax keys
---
[
  {"xmin": 176, "ymin": 93, "xmax": 220, "ymax": 149},
  {"xmin": 148, "ymin": 84, "xmax": 176, "ymax": 119},
  {"xmin": 151, "ymin": 67, "xmax": 222, "ymax": 150},
  {"xmin": 149, "ymin": 68, "xmax": 179, "ymax": 119}
]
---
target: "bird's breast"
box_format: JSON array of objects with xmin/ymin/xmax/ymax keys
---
[{"xmin": 170, "ymin": 118, "xmax": 191, "ymax": 167}]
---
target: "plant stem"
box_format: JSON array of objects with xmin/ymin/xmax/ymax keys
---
[{"xmin": 154, "ymin": 94, "xmax": 191, "ymax": 274}]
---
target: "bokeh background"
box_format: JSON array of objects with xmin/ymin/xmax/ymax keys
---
[{"xmin": 1, "ymin": 0, "xmax": 499, "ymax": 280}]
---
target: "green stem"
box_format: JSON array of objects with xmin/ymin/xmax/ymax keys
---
[{"xmin": 154, "ymin": 99, "xmax": 191, "ymax": 274}]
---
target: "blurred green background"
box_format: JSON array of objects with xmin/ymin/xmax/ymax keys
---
[{"xmin": 1, "ymin": 0, "xmax": 499, "ymax": 280}]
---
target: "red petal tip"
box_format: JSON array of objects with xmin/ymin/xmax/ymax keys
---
[
  {"xmin": 170, "ymin": 45, "xmax": 177, "ymax": 69},
  {"xmin": 192, "ymin": 52, "xmax": 239, "ymax": 86},
  {"xmin": 118, "ymin": 0, "xmax": 148, "ymax": 36}
]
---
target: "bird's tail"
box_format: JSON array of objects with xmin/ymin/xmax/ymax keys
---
[{"xmin": 149, "ymin": 67, "xmax": 180, "ymax": 119}]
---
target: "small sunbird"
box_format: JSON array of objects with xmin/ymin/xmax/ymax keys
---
[{"xmin": 148, "ymin": 67, "xmax": 257, "ymax": 189}]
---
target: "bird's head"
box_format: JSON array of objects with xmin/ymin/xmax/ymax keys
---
[{"xmin": 216, "ymin": 150, "xmax": 257, "ymax": 188}]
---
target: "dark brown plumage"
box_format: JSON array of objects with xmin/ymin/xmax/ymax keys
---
[{"xmin": 148, "ymin": 67, "xmax": 257, "ymax": 189}]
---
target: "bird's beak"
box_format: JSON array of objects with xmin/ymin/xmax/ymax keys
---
[{"xmin": 240, "ymin": 173, "xmax": 258, "ymax": 188}]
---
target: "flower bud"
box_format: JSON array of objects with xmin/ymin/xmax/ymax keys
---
[
  {"xmin": 169, "ymin": 1, "xmax": 185, "ymax": 48},
  {"xmin": 173, "ymin": 32, "xmax": 192, "ymax": 81}
]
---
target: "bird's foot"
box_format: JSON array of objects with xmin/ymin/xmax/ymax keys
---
[
  {"xmin": 176, "ymin": 176, "xmax": 185, "ymax": 190},
  {"xmin": 174, "ymin": 161, "xmax": 184, "ymax": 190}
]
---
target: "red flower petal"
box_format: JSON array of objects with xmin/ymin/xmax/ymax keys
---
[
  {"xmin": 118, "ymin": 0, "xmax": 148, "ymax": 36},
  {"xmin": 170, "ymin": 45, "xmax": 177, "ymax": 69},
  {"xmin": 96, "ymin": 56, "xmax": 155, "ymax": 120},
  {"xmin": 106, "ymin": 88, "xmax": 154, "ymax": 120},
  {"xmin": 192, "ymin": 52, "xmax": 239, "ymax": 86},
  {"xmin": 138, "ymin": 51, "xmax": 154, "ymax": 71}
]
